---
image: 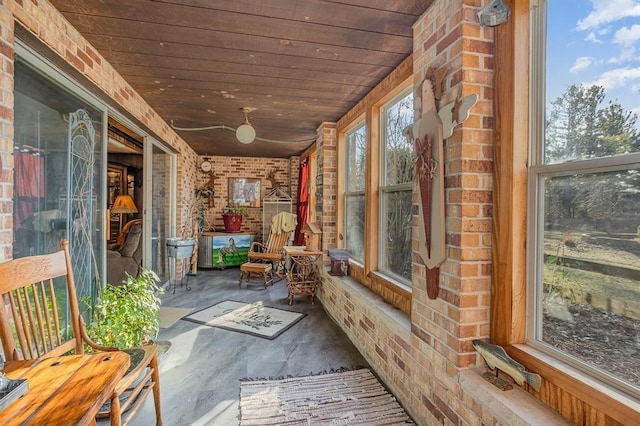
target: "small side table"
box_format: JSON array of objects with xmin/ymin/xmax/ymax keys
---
[{"xmin": 283, "ymin": 246, "xmax": 323, "ymax": 305}]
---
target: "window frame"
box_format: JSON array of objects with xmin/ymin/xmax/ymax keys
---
[
  {"xmin": 492, "ymin": 0, "xmax": 640, "ymax": 421},
  {"xmin": 343, "ymin": 121, "xmax": 367, "ymax": 262},
  {"xmin": 335, "ymin": 65, "xmax": 414, "ymax": 309},
  {"xmin": 526, "ymin": 0, "xmax": 640, "ymax": 399},
  {"xmin": 378, "ymin": 87, "xmax": 414, "ymax": 284}
]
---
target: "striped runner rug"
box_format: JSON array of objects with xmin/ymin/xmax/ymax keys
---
[{"xmin": 239, "ymin": 368, "xmax": 414, "ymax": 425}]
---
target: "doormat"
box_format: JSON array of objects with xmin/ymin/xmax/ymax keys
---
[
  {"xmin": 239, "ymin": 368, "xmax": 415, "ymax": 425},
  {"xmin": 182, "ymin": 300, "xmax": 305, "ymax": 340},
  {"xmin": 159, "ymin": 307, "xmax": 193, "ymax": 328}
]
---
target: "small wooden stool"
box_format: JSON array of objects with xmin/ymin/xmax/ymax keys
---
[{"xmin": 239, "ymin": 262, "xmax": 274, "ymax": 288}]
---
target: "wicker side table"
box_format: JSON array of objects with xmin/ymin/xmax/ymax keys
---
[{"xmin": 283, "ymin": 246, "xmax": 323, "ymax": 305}]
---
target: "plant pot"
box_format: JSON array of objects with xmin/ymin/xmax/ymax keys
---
[
  {"xmin": 166, "ymin": 238, "xmax": 196, "ymax": 259},
  {"xmin": 222, "ymin": 214, "xmax": 243, "ymax": 232}
]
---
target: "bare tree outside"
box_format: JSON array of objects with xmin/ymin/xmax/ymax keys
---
[{"xmin": 381, "ymin": 91, "xmax": 414, "ymax": 281}]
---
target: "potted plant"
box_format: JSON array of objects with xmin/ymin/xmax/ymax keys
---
[
  {"xmin": 85, "ymin": 268, "xmax": 163, "ymax": 348},
  {"xmin": 222, "ymin": 203, "xmax": 247, "ymax": 232}
]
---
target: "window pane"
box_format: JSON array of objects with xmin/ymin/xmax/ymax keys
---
[
  {"xmin": 345, "ymin": 193, "xmax": 365, "ymax": 261},
  {"xmin": 381, "ymin": 188, "xmax": 413, "ymax": 281},
  {"xmin": 15, "ymin": 59, "xmax": 105, "ymax": 318},
  {"xmin": 344, "ymin": 122, "xmax": 366, "ymax": 260},
  {"xmin": 545, "ymin": 2, "xmax": 640, "ymax": 164},
  {"xmin": 383, "ymin": 92, "xmax": 414, "ymax": 185},
  {"xmin": 152, "ymin": 144, "xmax": 173, "ymax": 283},
  {"xmin": 540, "ymin": 170, "xmax": 640, "ymax": 390},
  {"xmin": 346, "ymin": 124, "xmax": 366, "ymax": 192}
]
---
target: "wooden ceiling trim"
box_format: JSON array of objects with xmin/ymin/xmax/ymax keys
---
[
  {"xmin": 148, "ymin": 0, "xmax": 419, "ymax": 36},
  {"xmin": 87, "ymin": 37, "xmax": 395, "ymax": 79},
  {"xmin": 53, "ymin": 0, "xmax": 419, "ymax": 37},
  {"xmin": 155, "ymin": 107, "xmax": 343, "ymax": 126},
  {"xmin": 114, "ymin": 65, "xmax": 374, "ymax": 95},
  {"xmin": 128, "ymin": 80, "xmax": 363, "ymax": 104},
  {"xmin": 53, "ymin": 8, "xmax": 413, "ymax": 54},
  {"xmin": 322, "ymin": 0, "xmax": 431, "ymax": 15},
  {"xmin": 103, "ymin": 53, "xmax": 386, "ymax": 86},
  {"xmin": 67, "ymin": 19, "xmax": 409, "ymax": 65},
  {"xmin": 144, "ymin": 97, "xmax": 351, "ymax": 115}
]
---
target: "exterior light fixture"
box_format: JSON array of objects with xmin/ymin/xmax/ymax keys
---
[{"xmin": 235, "ymin": 107, "xmax": 256, "ymax": 144}]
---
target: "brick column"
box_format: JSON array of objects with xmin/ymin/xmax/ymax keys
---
[
  {"xmin": 315, "ymin": 122, "xmax": 337, "ymax": 252},
  {"xmin": 411, "ymin": 0, "xmax": 494, "ymax": 369}
]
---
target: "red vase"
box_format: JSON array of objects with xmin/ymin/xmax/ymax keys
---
[{"xmin": 222, "ymin": 214, "xmax": 243, "ymax": 232}]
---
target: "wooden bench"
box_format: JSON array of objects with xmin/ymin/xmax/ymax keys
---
[{"xmin": 239, "ymin": 262, "xmax": 274, "ymax": 288}]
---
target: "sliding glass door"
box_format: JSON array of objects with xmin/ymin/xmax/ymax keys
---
[
  {"xmin": 145, "ymin": 140, "xmax": 175, "ymax": 283},
  {"xmin": 14, "ymin": 59, "xmax": 106, "ymax": 306}
]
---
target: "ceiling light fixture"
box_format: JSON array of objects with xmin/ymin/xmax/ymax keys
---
[
  {"xmin": 235, "ymin": 107, "xmax": 256, "ymax": 144},
  {"xmin": 170, "ymin": 107, "xmax": 317, "ymax": 145}
]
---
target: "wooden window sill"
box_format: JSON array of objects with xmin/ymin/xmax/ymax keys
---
[{"xmin": 507, "ymin": 344, "xmax": 640, "ymax": 425}]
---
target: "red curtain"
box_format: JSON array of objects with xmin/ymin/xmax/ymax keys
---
[
  {"xmin": 15, "ymin": 151, "xmax": 45, "ymax": 228},
  {"xmin": 294, "ymin": 158, "xmax": 310, "ymax": 245}
]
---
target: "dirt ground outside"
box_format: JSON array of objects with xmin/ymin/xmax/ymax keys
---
[{"xmin": 542, "ymin": 231, "xmax": 640, "ymax": 389}]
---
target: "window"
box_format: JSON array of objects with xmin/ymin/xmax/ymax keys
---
[
  {"xmin": 529, "ymin": 0, "xmax": 640, "ymax": 397},
  {"xmin": 379, "ymin": 89, "xmax": 414, "ymax": 282},
  {"xmin": 344, "ymin": 122, "xmax": 366, "ymax": 261}
]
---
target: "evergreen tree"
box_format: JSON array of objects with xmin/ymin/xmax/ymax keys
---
[{"xmin": 545, "ymin": 84, "xmax": 640, "ymax": 230}]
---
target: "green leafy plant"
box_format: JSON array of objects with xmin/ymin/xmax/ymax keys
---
[
  {"xmin": 223, "ymin": 202, "xmax": 248, "ymax": 217},
  {"xmin": 86, "ymin": 268, "xmax": 163, "ymax": 349}
]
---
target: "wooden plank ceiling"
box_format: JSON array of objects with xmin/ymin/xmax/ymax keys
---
[{"xmin": 50, "ymin": 0, "xmax": 431, "ymax": 158}]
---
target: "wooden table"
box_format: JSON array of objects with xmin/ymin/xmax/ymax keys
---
[
  {"xmin": 283, "ymin": 246, "xmax": 324, "ymax": 304},
  {"xmin": 2, "ymin": 351, "xmax": 130, "ymax": 425}
]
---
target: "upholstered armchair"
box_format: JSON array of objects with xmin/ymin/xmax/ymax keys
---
[{"xmin": 107, "ymin": 219, "xmax": 142, "ymax": 285}]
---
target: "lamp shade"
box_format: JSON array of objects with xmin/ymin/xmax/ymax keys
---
[
  {"xmin": 111, "ymin": 194, "xmax": 138, "ymax": 214},
  {"xmin": 236, "ymin": 123, "xmax": 256, "ymax": 144}
]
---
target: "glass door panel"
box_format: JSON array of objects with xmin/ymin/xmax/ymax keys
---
[
  {"xmin": 149, "ymin": 142, "xmax": 173, "ymax": 283},
  {"xmin": 14, "ymin": 60, "xmax": 105, "ymax": 309}
]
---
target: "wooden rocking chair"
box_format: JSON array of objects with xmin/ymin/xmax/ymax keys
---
[
  {"xmin": 249, "ymin": 212, "xmax": 296, "ymax": 277},
  {"xmin": 0, "ymin": 240, "xmax": 162, "ymax": 426}
]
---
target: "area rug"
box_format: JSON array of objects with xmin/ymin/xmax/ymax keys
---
[
  {"xmin": 239, "ymin": 368, "xmax": 414, "ymax": 425},
  {"xmin": 182, "ymin": 300, "xmax": 305, "ymax": 340},
  {"xmin": 159, "ymin": 306, "xmax": 193, "ymax": 328}
]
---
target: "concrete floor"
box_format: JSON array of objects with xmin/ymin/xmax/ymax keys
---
[{"xmin": 129, "ymin": 267, "xmax": 369, "ymax": 426}]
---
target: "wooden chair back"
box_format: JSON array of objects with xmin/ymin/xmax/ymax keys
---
[
  {"xmin": 264, "ymin": 231, "xmax": 292, "ymax": 254},
  {"xmin": 0, "ymin": 240, "xmax": 83, "ymax": 361}
]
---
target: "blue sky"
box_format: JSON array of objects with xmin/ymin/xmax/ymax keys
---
[{"xmin": 547, "ymin": 0, "xmax": 640, "ymax": 118}]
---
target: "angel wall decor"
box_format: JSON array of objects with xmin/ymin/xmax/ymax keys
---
[{"xmin": 404, "ymin": 67, "xmax": 477, "ymax": 299}]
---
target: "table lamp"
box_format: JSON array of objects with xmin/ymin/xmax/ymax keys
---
[{"xmin": 111, "ymin": 194, "xmax": 138, "ymax": 234}]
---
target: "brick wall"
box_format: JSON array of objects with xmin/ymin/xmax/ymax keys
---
[
  {"xmin": 317, "ymin": 0, "xmax": 498, "ymax": 424},
  {"xmin": 195, "ymin": 155, "xmax": 292, "ymax": 240}
]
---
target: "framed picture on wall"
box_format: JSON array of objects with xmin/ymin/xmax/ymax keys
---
[{"xmin": 228, "ymin": 177, "xmax": 261, "ymax": 207}]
